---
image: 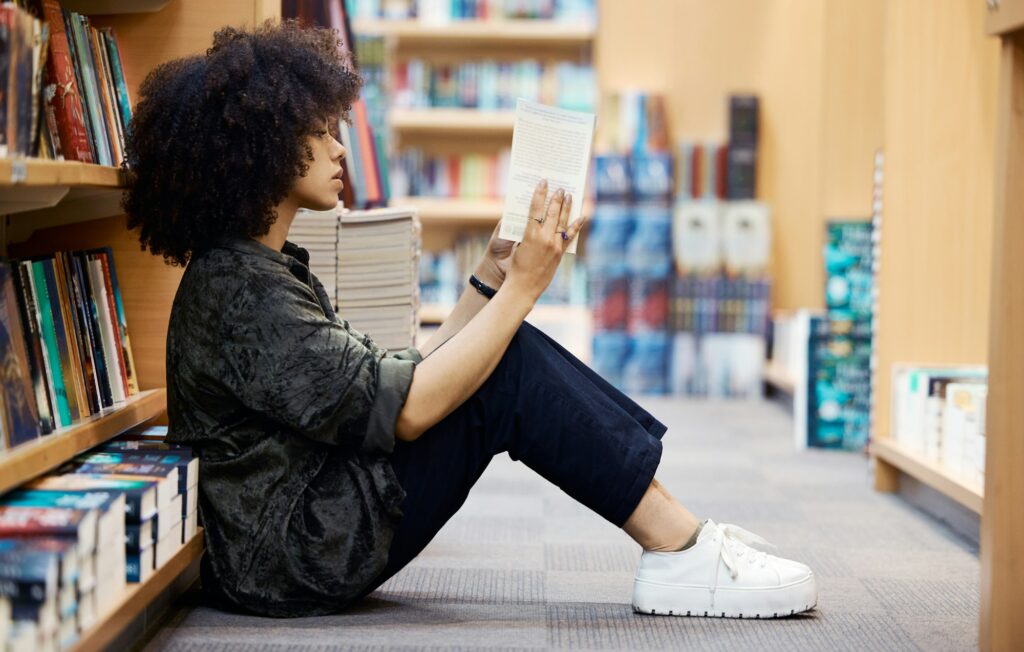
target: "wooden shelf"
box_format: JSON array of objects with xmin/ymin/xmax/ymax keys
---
[
  {"xmin": 763, "ymin": 362, "xmax": 796, "ymax": 394},
  {"xmin": 61, "ymin": 0, "xmax": 171, "ymax": 14},
  {"xmin": 69, "ymin": 529, "xmax": 204, "ymax": 652},
  {"xmin": 871, "ymin": 436, "xmax": 984, "ymax": 514},
  {"xmin": 390, "ymin": 108, "xmax": 515, "ymax": 134},
  {"xmin": 395, "ymin": 196, "xmax": 503, "ymax": 225},
  {"xmin": 353, "ymin": 18, "xmax": 595, "ymax": 45},
  {"xmin": 0, "ymin": 388, "xmax": 167, "ymax": 495},
  {"xmin": 0, "ymin": 159, "xmax": 125, "ymax": 216}
]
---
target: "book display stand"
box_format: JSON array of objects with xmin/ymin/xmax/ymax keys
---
[{"xmin": 0, "ymin": 1, "xmax": 278, "ymax": 649}]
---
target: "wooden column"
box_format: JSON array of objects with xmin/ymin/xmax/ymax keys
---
[{"xmin": 981, "ymin": 8, "xmax": 1024, "ymax": 651}]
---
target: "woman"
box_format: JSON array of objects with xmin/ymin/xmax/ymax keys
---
[{"xmin": 124, "ymin": 21, "xmax": 816, "ymax": 620}]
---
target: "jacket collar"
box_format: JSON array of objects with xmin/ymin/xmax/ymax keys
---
[{"xmin": 214, "ymin": 237, "xmax": 310, "ymax": 268}]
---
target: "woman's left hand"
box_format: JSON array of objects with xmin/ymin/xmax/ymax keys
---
[{"xmin": 475, "ymin": 220, "xmax": 515, "ymax": 288}]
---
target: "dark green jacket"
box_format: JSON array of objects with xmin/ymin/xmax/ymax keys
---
[{"xmin": 166, "ymin": 237, "xmax": 419, "ymax": 617}]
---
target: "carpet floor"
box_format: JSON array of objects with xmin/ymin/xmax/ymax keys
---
[{"xmin": 141, "ymin": 398, "xmax": 979, "ymax": 651}]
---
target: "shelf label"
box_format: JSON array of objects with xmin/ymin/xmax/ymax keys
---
[{"xmin": 10, "ymin": 160, "xmax": 26, "ymax": 183}]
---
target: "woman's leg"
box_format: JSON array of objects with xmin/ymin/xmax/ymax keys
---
[{"xmin": 361, "ymin": 321, "xmax": 680, "ymax": 596}]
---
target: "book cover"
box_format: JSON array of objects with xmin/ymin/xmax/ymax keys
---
[
  {"xmin": 0, "ymin": 262, "xmax": 41, "ymax": 446},
  {"xmin": 12, "ymin": 261, "xmax": 54, "ymax": 434},
  {"xmin": 84, "ymin": 256, "xmax": 125, "ymax": 402},
  {"xmin": 53, "ymin": 252, "xmax": 95, "ymax": 415},
  {"xmin": 101, "ymin": 28, "xmax": 131, "ymax": 142},
  {"xmin": 87, "ymin": 24, "xmax": 121, "ymax": 165},
  {"xmin": 27, "ymin": 474, "xmax": 156, "ymax": 523},
  {"xmin": 0, "ymin": 505, "xmax": 96, "ymax": 552},
  {"xmin": 92, "ymin": 248, "xmax": 137, "ymax": 394},
  {"xmin": 40, "ymin": 0, "xmax": 92, "ymax": 162},
  {"xmin": 1, "ymin": 489, "xmax": 126, "ymax": 548},
  {"xmin": 0, "ymin": 540, "xmax": 58, "ymax": 604},
  {"xmin": 77, "ymin": 450, "xmax": 196, "ymax": 494},
  {"xmin": 66, "ymin": 11, "xmax": 112, "ymax": 166},
  {"xmin": 30, "ymin": 260, "xmax": 71, "ymax": 427}
]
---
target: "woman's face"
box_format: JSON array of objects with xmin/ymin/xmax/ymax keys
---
[{"xmin": 291, "ymin": 119, "xmax": 347, "ymax": 211}]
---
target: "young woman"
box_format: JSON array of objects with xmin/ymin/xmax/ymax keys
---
[{"xmin": 124, "ymin": 21, "xmax": 816, "ymax": 620}]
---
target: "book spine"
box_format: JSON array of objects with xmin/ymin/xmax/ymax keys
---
[
  {"xmin": 66, "ymin": 11, "xmax": 111, "ymax": 166},
  {"xmin": 88, "ymin": 25, "xmax": 122, "ymax": 166},
  {"xmin": 44, "ymin": 257, "xmax": 83, "ymax": 420},
  {"xmin": 59, "ymin": 252, "xmax": 100, "ymax": 413},
  {"xmin": 101, "ymin": 28, "xmax": 131, "ymax": 141},
  {"xmin": 53, "ymin": 253, "xmax": 93, "ymax": 416},
  {"xmin": 30, "ymin": 261, "xmax": 71, "ymax": 427},
  {"xmin": 98, "ymin": 248, "xmax": 137, "ymax": 395},
  {"xmin": 0, "ymin": 263, "xmax": 41, "ymax": 446},
  {"xmin": 85, "ymin": 257, "xmax": 125, "ymax": 402},
  {"xmin": 58, "ymin": 6, "xmax": 96, "ymax": 163},
  {"xmin": 72, "ymin": 254, "xmax": 111, "ymax": 408},
  {"xmin": 11, "ymin": 263, "xmax": 53, "ymax": 435}
]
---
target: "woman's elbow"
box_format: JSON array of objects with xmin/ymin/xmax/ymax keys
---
[{"xmin": 394, "ymin": 407, "xmax": 426, "ymax": 442}]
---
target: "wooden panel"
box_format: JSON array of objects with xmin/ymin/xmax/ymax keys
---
[
  {"xmin": 0, "ymin": 389, "xmax": 165, "ymax": 494},
  {"xmin": 980, "ymin": 29, "xmax": 1024, "ymax": 652},
  {"xmin": 91, "ymin": 0, "xmax": 279, "ymax": 100},
  {"xmin": 354, "ymin": 19, "xmax": 594, "ymax": 45},
  {"xmin": 986, "ymin": 0, "xmax": 1024, "ymax": 37},
  {"xmin": 874, "ymin": 0, "xmax": 999, "ymax": 439},
  {"xmin": 595, "ymin": 0, "xmax": 827, "ymax": 310},
  {"xmin": 10, "ymin": 216, "xmax": 184, "ymax": 392},
  {"xmin": 819, "ymin": 0, "xmax": 884, "ymax": 218}
]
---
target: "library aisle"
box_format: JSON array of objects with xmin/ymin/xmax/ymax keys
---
[{"xmin": 142, "ymin": 399, "xmax": 978, "ymax": 651}]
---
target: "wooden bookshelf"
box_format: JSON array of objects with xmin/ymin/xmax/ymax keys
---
[
  {"xmin": 390, "ymin": 108, "xmax": 516, "ymax": 134},
  {"xmin": 395, "ymin": 196, "xmax": 504, "ymax": 225},
  {"xmin": 0, "ymin": 389, "xmax": 166, "ymax": 495},
  {"xmin": 870, "ymin": 436, "xmax": 984, "ymax": 514},
  {"xmin": 62, "ymin": 0, "xmax": 172, "ymax": 15},
  {"xmin": 0, "ymin": 160, "xmax": 125, "ymax": 216},
  {"xmin": 68, "ymin": 529, "xmax": 204, "ymax": 652},
  {"xmin": 353, "ymin": 18, "xmax": 595, "ymax": 45}
]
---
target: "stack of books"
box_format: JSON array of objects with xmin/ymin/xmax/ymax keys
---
[
  {"xmin": 338, "ymin": 207, "xmax": 421, "ymax": 351},
  {"xmin": 0, "ymin": 250, "xmax": 139, "ymax": 451},
  {"xmin": 38, "ymin": 0, "xmax": 132, "ymax": 166},
  {"xmin": 291, "ymin": 207, "xmax": 341, "ymax": 308}
]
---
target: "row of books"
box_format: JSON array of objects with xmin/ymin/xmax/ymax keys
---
[
  {"xmin": 346, "ymin": 0, "xmax": 596, "ymax": 22},
  {"xmin": 597, "ymin": 91, "xmax": 671, "ymax": 155},
  {"xmin": 2, "ymin": 1, "xmax": 133, "ymax": 166},
  {"xmin": 891, "ymin": 365, "xmax": 988, "ymax": 485},
  {"xmin": 590, "ymin": 331, "xmax": 765, "ymax": 398},
  {"xmin": 0, "ymin": 425, "xmax": 198, "ymax": 652},
  {"xmin": 390, "ymin": 147, "xmax": 510, "ymax": 200},
  {"xmin": 391, "ymin": 59, "xmax": 596, "ymax": 113},
  {"xmin": 418, "ymin": 233, "xmax": 584, "ymax": 309},
  {"xmin": 0, "ymin": 250, "xmax": 138, "ymax": 451}
]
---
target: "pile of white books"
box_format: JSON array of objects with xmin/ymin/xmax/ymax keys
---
[
  {"xmin": 338, "ymin": 207, "xmax": 421, "ymax": 351},
  {"xmin": 291, "ymin": 207, "xmax": 341, "ymax": 305}
]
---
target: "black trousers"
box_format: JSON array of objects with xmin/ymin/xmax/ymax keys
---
[{"xmin": 362, "ymin": 321, "xmax": 667, "ymax": 596}]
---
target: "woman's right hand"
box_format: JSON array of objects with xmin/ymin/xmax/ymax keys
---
[{"xmin": 503, "ymin": 179, "xmax": 587, "ymax": 304}]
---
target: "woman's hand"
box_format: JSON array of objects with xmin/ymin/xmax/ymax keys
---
[{"xmin": 502, "ymin": 179, "xmax": 586, "ymax": 304}]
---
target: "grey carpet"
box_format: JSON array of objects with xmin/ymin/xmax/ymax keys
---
[{"xmin": 141, "ymin": 399, "xmax": 979, "ymax": 651}]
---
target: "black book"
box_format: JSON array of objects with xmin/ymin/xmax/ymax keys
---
[
  {"xmin": 11, "ymin": 261, "xmax": 54, "ymax": 434},
  {"xmin": 0, "ymin": 261, "xmax": 42, "ymax": 446}
]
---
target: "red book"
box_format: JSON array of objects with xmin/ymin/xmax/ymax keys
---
[
  {"xmin": 715, "ymin": 145, "xmax": 729, "ymax": 200},
  {"xmin": 40, "ymin": 0, "xmax": 93, "ymax": 163}
]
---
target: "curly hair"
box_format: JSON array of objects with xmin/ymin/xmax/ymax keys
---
[{"xmin": 123, "ymin": 20, "xmax": 362, "ymax": 266}]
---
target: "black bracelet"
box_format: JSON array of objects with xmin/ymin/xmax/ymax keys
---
[{"xmin": 469, "ymin": 274, "xmax": 497, "ymax": 299}]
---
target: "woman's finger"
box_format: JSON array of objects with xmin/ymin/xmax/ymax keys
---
[
  {"xmin": 557, "ymin": 192, "xmax": 573, "ymax": 238},
  {"xmin": 562, "ymin": 215, "xmax": 587, "ymax": 245},
  {"xmin": 544, "ymin": 187, "xmax": 565, "ymax": 234},
  {"xmin": 526, "ymin": 179, "xmax": 548, "ymax": 236}
]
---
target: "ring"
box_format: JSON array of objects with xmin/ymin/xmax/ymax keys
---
[
  {"xmin": 530, "ymin": 216, "xmax": 545, "ymax": 225},
  {"xmin": 560, "ymin": 231, "xmax": 569, "ymax": 241}
]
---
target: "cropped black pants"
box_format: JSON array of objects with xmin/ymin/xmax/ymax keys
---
[{"xmin": 362, "ymin": 321, "xmax": 667, "ymax": 595}]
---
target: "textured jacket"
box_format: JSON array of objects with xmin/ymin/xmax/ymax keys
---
[{"xmin": 165, "ymin": 237, "xmax": 420, "ymax": 617}]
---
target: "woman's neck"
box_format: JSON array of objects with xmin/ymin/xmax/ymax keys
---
[{"xmin": 258, "ymin": 198, "xmax": 299, "ymax": 251}]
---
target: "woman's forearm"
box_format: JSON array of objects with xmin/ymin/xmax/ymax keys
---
[
  {"xmin": 396, "ymin": 285, "xmax": 532, "ymax": 440},
  {"xmin": 418, "ymin": 263, "xmax": 501, "ymax": 358}
]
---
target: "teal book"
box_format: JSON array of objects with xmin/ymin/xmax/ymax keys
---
[{"xmin": 30, "ymin": 261, "xmax": 71, "ymax": 427}]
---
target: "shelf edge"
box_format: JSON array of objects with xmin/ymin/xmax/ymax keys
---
[{"xmin": 871, "ymin": 436, "xmax": 984, "ymax": 514}]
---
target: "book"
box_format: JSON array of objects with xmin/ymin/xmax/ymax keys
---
[
  {"xmin": 499, "ymin": 99, "xmax": 595, "ymax": 255},
  {"xmin": 0, "ymin": 506, "xmax": 97, "ymax": 555},
  {"xmin": 30, "ymin": 260, "xmax": 72, "ymax": 427},
  {"xmin": 40, "ymin": 0, "xmax": 91, "ymax": 162},
  {"xmin": 27, "ymin": 474, "xmax": 157, "ymax": 524},
  {"xmin": 11, "ymin": 262, "xmax": 54, "ymax": 435},
  {"xmin": 76, "ymin": 450, "xmax": 197, "ymax": 497},
  {"xmin": 0, "ymin": 262, "xmax": 41, "ymax": 447},
  {"xmin": 0, "ymin": 490, "xmax": 125, "ymax": 550},
  {"xmin": 66, "ymin": 462, "xmax": 178, "ymax": 514}
]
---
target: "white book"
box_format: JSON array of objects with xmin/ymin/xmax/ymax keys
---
[{"xmin": 499, "ymin": 99, "xmax": 595, "ymax": 254}]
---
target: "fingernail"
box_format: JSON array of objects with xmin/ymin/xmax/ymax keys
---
[
  {"xmin": 555, "ymin": 188, "xmax": 564, "ymax": 198},
  {"xmin": 539, "ymin": 179, "xmax": 548, "ymax": 189}
]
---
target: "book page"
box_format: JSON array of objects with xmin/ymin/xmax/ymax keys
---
[{"xmin": 500, "ymin": 99, "xmax": 596, "ymax": 255}]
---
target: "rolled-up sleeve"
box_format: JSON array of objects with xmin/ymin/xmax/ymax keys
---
[{"xmin": 221, "ymin": 277, "xmax": 419, "ymax": 452}]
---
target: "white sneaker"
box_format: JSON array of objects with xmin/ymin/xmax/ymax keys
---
[{"xmin": 632, "ymin": 519, "xmax": 817, "ymax": 619}]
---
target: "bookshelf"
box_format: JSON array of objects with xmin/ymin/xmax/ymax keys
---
[
  {"xmin": 0, "ymin": 0, "xmax": 279, "ymax": 649},
  {"xmin": 390, "ymin": 108, "xmax": 516, "ymax": 134},
  {"xmin": 870, "ymin": 437, "xmax": 983, "ymax": 514},
  {"xmin": 353, "ymin": 18, "xmax": 595, "ymax": 45},
  {"xmin": 0, "ymin": 389, "xmax": 166, "ymax": 495}
]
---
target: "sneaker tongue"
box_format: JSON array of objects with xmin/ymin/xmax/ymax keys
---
[{"xmin": 696, "ymin": 519, "xmax": 718, "ymax": 544}]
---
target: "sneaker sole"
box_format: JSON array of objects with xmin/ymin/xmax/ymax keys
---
[{"xmin": 631, "ymin": 574, "xmax": 817, "ymax": 619}]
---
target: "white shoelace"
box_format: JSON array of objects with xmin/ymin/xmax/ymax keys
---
[{"xmin": 713, "ymin": 522, "xmax": 775, "ymax": 582}]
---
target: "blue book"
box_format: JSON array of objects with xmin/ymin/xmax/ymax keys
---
[{"xmin": 0, "ymin": 540, "xmax": 58, "ymax": 604}]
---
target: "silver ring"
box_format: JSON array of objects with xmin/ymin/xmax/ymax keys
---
[{"xmin": 530, "ymin": 216, "xmax": 545, "ymax": 225}]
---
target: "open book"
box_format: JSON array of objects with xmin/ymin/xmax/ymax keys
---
[{"xmin": 499, "ymin": 99, "xmax": 596, "ymax": 255}]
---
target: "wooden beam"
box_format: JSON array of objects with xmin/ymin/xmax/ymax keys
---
[{"xmin": 980, "ymin": 28, "xmax": 1024, "ymax": 652}]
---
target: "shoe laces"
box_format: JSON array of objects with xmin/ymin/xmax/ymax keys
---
[{"xmin": 714, "ymin": 522, "xmax": 775, "ymax": 581}]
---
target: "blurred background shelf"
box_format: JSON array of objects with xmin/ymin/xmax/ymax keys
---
[
  {"xmin": 390, "ymin": 108, "xmax": 516, "ymax": 134},
  {"xmin": 0, "ymin": 388, "xmax": 167, "ymax": 495},
  {"xmin": 871, "ymin": 436, "xmax": 984, "ymax": 514},
  {"xmin": 353, "ymin": 19, "xmax": 595, "ymax": 45}
]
